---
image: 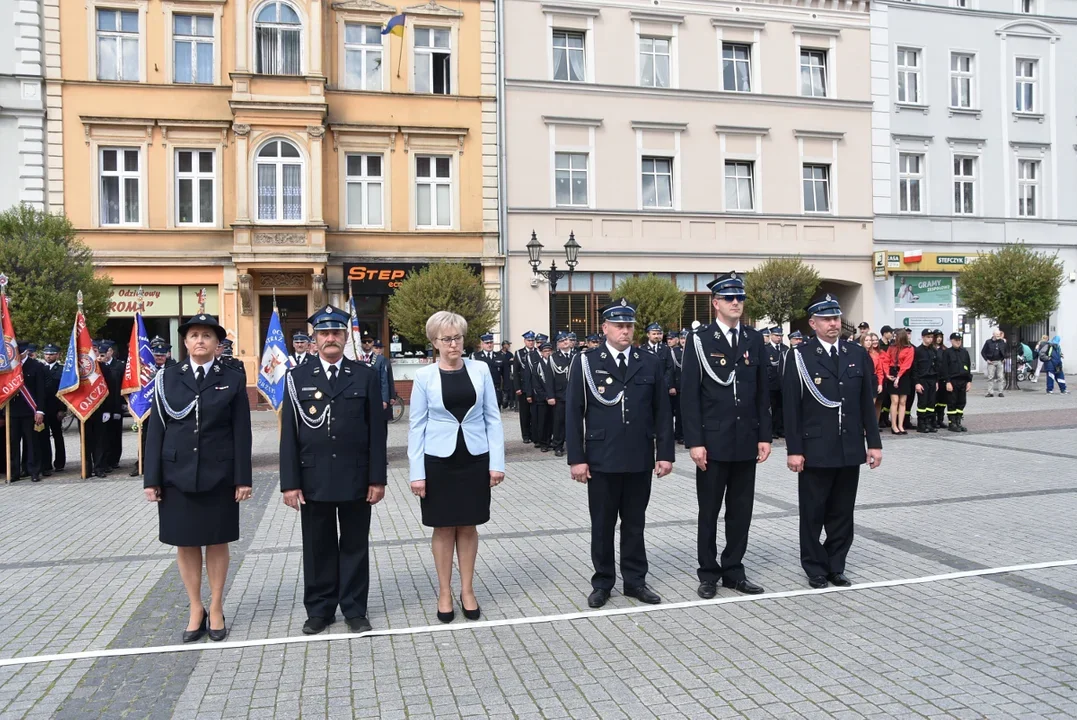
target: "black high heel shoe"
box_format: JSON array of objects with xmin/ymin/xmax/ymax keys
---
[
  {"xmin": 208, "ymin": 613, "xmax": 228, "ymax": 642},
  {"xmin": 182, "ymin": 609, "xmax": 208, "ymax": 643},
  {"xmin": 436, "ymin": 597, "xmax": 455, "ymax": 624},
  {"xmin": 460, "ymin": 595, "xmax": 481, "ymax": 621}
]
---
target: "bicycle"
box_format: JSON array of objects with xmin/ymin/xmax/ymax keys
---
[{"xmin": 389, "ymin": 394, "xmax": 406, "ymax": 424}]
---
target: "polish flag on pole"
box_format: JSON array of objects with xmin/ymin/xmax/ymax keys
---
[{"xmin": 903, "ymin": 250, "xmax": 923, "ymax": 264}]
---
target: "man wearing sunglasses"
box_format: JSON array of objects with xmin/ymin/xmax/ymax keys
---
[{"xmin": 681, "ymin": 273, "xmax": 772, "ymax": 599}]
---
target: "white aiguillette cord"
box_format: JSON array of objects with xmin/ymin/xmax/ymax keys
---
[{"xmin": 1, "ymin": 559, "xmax": 1074, "ymax": 668}]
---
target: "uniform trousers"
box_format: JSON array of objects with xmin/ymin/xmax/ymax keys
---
[
  {"xmin": 915, "ymin": 380, "xmax": 937, "ymax": 425},
  {"xmin": 85, "ymin": 412, "xmax": 103, "ymax": 473},
  {"xmin": 518, "ymin": 396, "xmax": 532, "ymax": 440},
  {"xmin": 300, "ymin": 500, "xmax": 373, "ymax": 620},
  {"xmin": 550, "ymin": 400, "xmax": 566, "ymax": 450},
  {"xmin": 588, "ymin": 471, "xmax": 652, "ymax": 591},
  {"xmin": 770, "ymin": 390, "xmax": 784, "ymax": 436},
  {"xmin": 696, "ymin": 460, "xmax": 756, "ymax": 583},
  {"xmin": 670, "ymin": 394, "xmax": 682, "ymax": 441},
  {"xmin": 798, "ymin": 466, "xmax": 860, "ymax": 578},
  {"xmin": 106, "ymin": 416, "xmax": 124, "ymax": 467},
  {"xmin": 41, "ymin": 412, "xmax": 66, "ymax": 470},
  {"xmin": 529, "ymin": 399, "xmax": 539, "ymax": 443},
  {"xmin": 533, "ymin": 402, "xmax": 552, "ymax": 448},
  {"xmin": 8, "ymin": 417, "xmax": 38, "ymax": 479},
  {"xmin": 935, "ymin": 381, "xmax": 949, "ymax": 424},
  {"xmin": 947, "ymin": 381, "xmax": 968, "ymax": 417}
]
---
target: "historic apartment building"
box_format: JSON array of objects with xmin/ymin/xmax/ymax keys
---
[
  {"xmin": 872, "ymin": 0, "xmax": 1077, "ymax": 364},
  {"xmin": 51, "ymin": 0, "xmax": 498, "ymax": 390},
  {"xmin": 501, "ymin": 0, "xmax": 874, "ymax": 338},
  {"xmin": 0, "ymin": 0, "xmax": 47, "ymax": 210}
]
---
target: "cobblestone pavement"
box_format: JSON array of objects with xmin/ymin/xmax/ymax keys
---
[{"xmin": 0, "ymin": 392, "xmax": 1075, "ymax": 718}]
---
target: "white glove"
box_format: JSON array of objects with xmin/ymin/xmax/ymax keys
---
[{"xmin": 102, "ymin": 413, "xmax": 110, "ymax": 422}]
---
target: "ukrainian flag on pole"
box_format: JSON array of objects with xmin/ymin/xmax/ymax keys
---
[{"xmin": 382, "ymin": 13, "xmax": 405, "ymax": 36}]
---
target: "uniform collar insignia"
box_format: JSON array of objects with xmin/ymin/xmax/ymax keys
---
[
  {"xmin": 714, "ymin": 331, "xmax": 720, "ymax": 339},
  {"xmin": 213, "ymin": 364, "xmax": 221, "ymax": 373},
  {"xmin": 600, "ymin": 352, "xmax": 607, "ymax": 359},
  {"xmin": 181, "ymin": 363, "xmax": 189, "ymax": 371},
  {"xmin": 344, "ymin": 366, "xmax": 352, "ymax": 373},
  {"xmin": 312, "ymin": 368, "xmax": 321, "ymax": 375},
  {"xmin": 841, "ymin": 346, "xmax": 847, "ymax": 354},
  {"xmin": 632, "ymin": 352, "xmax": 639, "ymax": 360},
  {"xmin": 815, "ymin": 347, "xmax": 823, "ymax": 355}
]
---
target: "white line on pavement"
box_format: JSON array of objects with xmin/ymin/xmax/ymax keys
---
[{"xmin": 2, "ymin": 558, "xmax": 1074, "ymax": 669}]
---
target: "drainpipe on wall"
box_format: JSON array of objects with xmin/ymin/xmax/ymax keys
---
[{"xmin": 495, "ymin": 0, "xmax": 509, "ymax": 340}]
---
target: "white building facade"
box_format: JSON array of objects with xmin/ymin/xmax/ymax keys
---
[{"xmin": 0, "ymin": 0, "xmax": 47, "ymax": 210}]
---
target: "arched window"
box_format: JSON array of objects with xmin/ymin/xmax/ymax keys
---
[
  {"xmin": 254, "ymin": 1, "xmax": 301, "ymax": 75},
  {"xmin": 256, "ymin": 139, "xmax": 303, "ymax": 221}
]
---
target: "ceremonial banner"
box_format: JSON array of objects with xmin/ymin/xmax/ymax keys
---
[
  {"xmin": 57, "ymin": 310, "xmax": 109, "ymax": 421},
  {"xmin": 121, "ymin": 312, "xmax": 156, "ymax": 422},
  {"xmin": 0, "ymin": 294, "xmax": 24, "ymax": 410},
  {"xmin": 258, "ymin": 309, "xmax": 289, "ymax": 411},
  {"xmin": 343, "ymin": 295, "xmax": 363, "ymax": 362}
]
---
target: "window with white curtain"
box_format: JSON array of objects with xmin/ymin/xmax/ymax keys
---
[
  {"xmin": 344, "ymin": 23, "xmax": 382, "ymax": 90},
  {"xmin": 173, "ymin": 14, "xmax": 213, "ymax": 84},
  {"xmin": 953, "ymin": 155, "xmax": 976, "ymax": 215},
  {"xmin": 1015, "ymin": 58, "xmax": 1037, "ymax": 113},
  {"xmin": 256, "ymin": 140, "xmax": 303, "ymax": 221},
  {"xmin": 552, "ymin": 30, "xmax": 585, "ymax": 82},
  {"xmin": 898, "ymin": 153, "xmax": 924, "ymax": 213},
  {"xmin": 100, "ymin": 148, "xmax": 141, "ymax": 225},
  {"xmin": 416, "ymin": 155, "xmax": 452, "ymax": 228},
  {"xmin": 896, "ymin": 47, "xmax": 920, "ymax": 104},
  {"xmin": 96, "ymin": 9, "xmax": 139, "ymax": 81},
  {"xmin": 722, "ymin": 43, "xmax": 751, "ymax": 92},
  {"xmin": 1017, "ymin": 159, "xmax": 1039, "ymax": 217},
  {"xmin": 554, "ymin": 152, "xmax": 589, "ymax": 207},
  {"xmin": 950, "ymin": 53, "xmax": 975, "ymax": 108},
  {"xmin": 255, "ymin": 1, "xmax": 301, "ymax": 76},
  {"xmin": 802, "ymin": 164, "xmax": 830, "ymax": 213},
  {"xmin": 724, "ymin": 161, "xmax": 754, "ymax": 211},
  {"xmin": 639, "ymin": 36, "xmax": 670, "ymax": 88},
  {"xmin": 641, "ymin": 157, "xmax": 674, "ymax": 209},
  {"xmin": 799, "ymin": 49, "xmax": 827, "ymax": 97},
  {"xmin": 345, "ymin": 154, "xmax": 384, "ymax": 227},
  {"xmin": 414, "ymin": 27, "xmax": 450, "ymax": 94},
  {"xmin": 176, "ymin": 149, "xmax": 215, "ymax": 225}
]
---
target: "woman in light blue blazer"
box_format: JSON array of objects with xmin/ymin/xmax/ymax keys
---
[{"xmin": 409, "ymin": 311, "xmax": 506, "ymax": 623}]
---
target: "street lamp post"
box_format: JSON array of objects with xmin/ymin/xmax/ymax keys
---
[{"xmin": 527, "ymin": 231, "xmax": 581, "ymax": 339}]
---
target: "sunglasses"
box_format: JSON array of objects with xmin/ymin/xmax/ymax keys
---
[{"xmin": 719, "ymin": 295, "xmax": 746, "ymax": 303}]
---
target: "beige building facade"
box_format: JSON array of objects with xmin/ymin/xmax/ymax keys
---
[{"xmin": 502, "ymin": 0, "xmax": 874, "ymax": 337}]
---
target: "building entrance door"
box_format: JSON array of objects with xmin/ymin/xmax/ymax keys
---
[{"xmin": 259, "ymin": 294, "xmax": 309, "ymax": 355}]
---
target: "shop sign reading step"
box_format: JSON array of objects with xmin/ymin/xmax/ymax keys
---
[{"xmin": 346, "ymin": 262, "xmax": 484, "ymax": 295}]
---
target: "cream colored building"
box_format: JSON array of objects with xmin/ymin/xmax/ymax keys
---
[{"xmin": 501, "ymin": 0, "xmax": 874, "ymax": 337}]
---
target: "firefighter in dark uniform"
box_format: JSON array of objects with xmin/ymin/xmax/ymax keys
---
[
  {"xmin": 566, "ymin": 299, "xmax": 674, "ymax": 608},
  {"xmin": 280, "ymin": 305, "xmax": 388, "ymax": 635},
  {"xmin": 130, "ymin": 339, "xmax": 175, "ymax": 477},
  {"xmin": 531, "ymin": 341, "xmax": 555, "ymax": 451},
  {"xmin": 38, "ymin": 343, "xmax": 66, "ymax": 474},
  {"xmin": 642, "ymin": 322, "xmax": 674, "ymax": 391},
  {"xmin": 471, "ymin": 333, "xmax": 505, "ymax": 406},
  {"xmin": 532, "ymin": 333, "xmax": 549, "ymax": 442},
  {"xmin": 933, "ymin": 329, "xmax": 948, "ymax": 428},
  {"xmin": 8, "ymin": 343, "xmax": 46, "ymax": 482},
  {"xmin": 913, "ymin": 329, "xmax": 940, "ymax": 433},
  {"xmin": 549, "ymin": 332, "xmax": 572, "ymax": 457},
  {"xmin": 764, "ymin": 326, "xmax": 785, "ymax": 438},
  {"xmin": 498, "ymin": 341, "xmax": 513, "ymax": 408},
  {"xmin": 96, "ymin": 339, "xmax": 125, "ymax": 476},
  {"xmin": 666, "ymin": 328, "xmax": 684, "ymax": 445},
  {"xmin": 782, "ymin": 294, "xmax": 882, "ymax": 588},
  {"xmin": 681, "ymin": 273, "xmax": 772, "ymax": 598},
  {"xmin": 513, "ymin": 332, "xmax": 537, "ymax": 442},
  {"xmin": 290, "ymin": 331, "xmax": 312, "ymax": 367},
  {"xmin": 218, "ymin": 339, "xmax": 247, "ymax": 381},
  {"xmin": 942, "ymin": 332, "xmax": 972, "ymax": 432}
]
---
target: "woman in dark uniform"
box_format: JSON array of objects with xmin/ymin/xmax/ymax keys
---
[
  {"xmin": 144, "ymin": 314, "xmax": 253, "ymax": 642},
  {"xmin": 408, "ymin": 311, "xmax": 506, "ymax": 623}
]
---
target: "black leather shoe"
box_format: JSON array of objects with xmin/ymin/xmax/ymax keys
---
[
  {"xmin": 460, "ymin": 595, "xmax": 481, "ymax": 621},
  {"xmin": 697, "ymin": 581, "xmax": 717, "ymax": 599},
  {"xmin": 587, "ymin": 588, "xmax": 610, "ymax": 608},
  {"xmin": 182, "ymin": 609, "xmax": 208, "ymax": 643},
  {"xmin": 554, "ymin": 448, "xmax": 564, "ymax": 458},
  {"xmin": 41, "ymin": 470, "xmax": 52, "ymax": 478},
  {"xmin": 827, "ymin": 573, "xmax": 852, "ymax": 587},
  {"xmin": 31, "ymin": 476, "xmax": 41, "ymax": 483},
  {"xmin": 540, "ymin": 446, "xmax": 550, "ymax": 453},
  {"xmin": 722, "ymin": 578, "xmax": 765, "ymax": 595},
  {"xmin": 808, "ymin": 575, "xmax": 829, "ymax": 589},
  {"xmin": 346, "ymin": 616, "xmax": 372, "ymax": 633},
  {"xmin": 129, "ymin": 467, "xmax": 140, "ymax": 477},
  {"xmin": 624, "ymin": 584, "xmax": 661, "ymax": 604},
  {"xmin": 208, "ymin": 615, "xmax": 227, "ymax": 642},
  {"xmin": 302, "ymin": 616, "xmax": 335, "ymax": 635}
]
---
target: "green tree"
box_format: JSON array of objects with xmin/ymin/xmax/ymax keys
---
[
  {"xmin": 743, "ymin": 257, "xmax": 821, "ymax": 326},
  {"xmin": 958, "ymin": 243, "xmax": 1064, "ymax": 388},
  {"xmin": 387, "ymin": 262, "xmax": 498, "ymax": 350},
  {"xmin": 611, "ymin": 274, "xmax": 683, "ymax": 343},
  {"xmin": 0, "ymin": 205, "xmax": 112, "ymax": 344}
]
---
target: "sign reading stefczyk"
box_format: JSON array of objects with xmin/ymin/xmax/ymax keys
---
[{"xmin": 875, "ymin": 252, "xmax": 979, "ymax": 274}]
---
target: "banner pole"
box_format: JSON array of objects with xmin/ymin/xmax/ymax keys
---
[
  {"xmin": 4, "ymin": 404, "xmax": 11, "ymax": 484},
  {"xmin": 80, "ymin": 419, "xmax": 87, "ymax": 480},
  {"xmin": 137, "ymin": 422, "xmax": 143, "ymax": 476}
]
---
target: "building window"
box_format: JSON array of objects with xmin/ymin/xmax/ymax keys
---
[
  {"xmin": 722, "ymin": 43, "xmax": 751, "ymax": 92},
  {"xmin": 1017, "ymin": 159, "xmax": 1039, "ymax": 217},
  {"xmin": 950, "ymin": 53, "xmax": 974, "ymax": 108},
  {"xmin": 896, "ymin": 48, "xmax": 920, "ymax": 104},
  {"xmin": 96, "ymin": 9, "xmax": 139, "ymax": 82},
  {"xmin": 802, "ymin": 164, "xmax": 830, "ymax": 213},
  {"xmin": 639, "ymin": 36, "xmax": 671, "ymax": 88},
  {"xmin": 344, "ymin": 23, "xmax": 383, "ymax": 91},
  {"xmin": 173, "ymin": 14, "xmax": 213, "ymax": 84},
  {"xmin": 953, "ymin": 0, "xmax": 969, "ymax": 7},
  {"xmin": 414, "ymin": 27, "xmax": 450, "ymax": 94},
  {"xmin": 953, "ymin": 155, "xmax": 976, "ymax": 215},
  {"xmin": 555, "ymin": 152, "xmax": 589, "ymax": 207},
  {"xmin": 1020, "ymin": 0, "xmax": 1035, "ymax": 12},
  {"xmin": 898, "ymin": 153, "xmax": 923, "ymax": 213},
  {"xmin": 641, "ymin": 157, "xmax": 673, "ymax": 209},
  {"xmin": 256, "ymin": 139, "xmax": 303, "ymax": 221},
  {"xmin": 552, "ymin": 30, "xmax": 585, "ymax": 82},
  {"xmin": 345, "ymin": 154, "xmax": 383, "ymax": 227},
  {"xmin": 724, "ymin": 161, "xmax": 754, "ymax": 211},
  {"xmin": 799, "ymin": 49, "xmax": 827, "ymax": 98},
  {"xmin": 254, "ymin": 1, "xmax": 302, "ymax": 76},
  {"xmin": 1015, "ymin": 59, "xmax": 1037, "ymax": 113},
  {"xmin": 416, "ymin": 155, "xmax": 452, "ymax": 228},
  {"xmin": 176, "ymin": 149, "xmax": 215, "ymax": 225},
  {"xmin": 100, "ymin": 148, "xmax": 141, "ymax": 225}
]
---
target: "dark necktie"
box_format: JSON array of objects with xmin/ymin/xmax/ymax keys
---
[
  {"xmin": 617, "ymin": 352, "xmax": 627, "ymax": 375},
  {"xmin": 195, "ymin": 366, "xmax": 205, "ymax": 387},
  {"xmin": 730, "ymin": 328, "xmax": 738, "ymax": 354},
  {"xmin": 328, "ymin": 364, "xmax": 338, "ymax": 388},
  {"xmin": 829, "ymin": 345, "xmax": 839, "ymax": 372}
]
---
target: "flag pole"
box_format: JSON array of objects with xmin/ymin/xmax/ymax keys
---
[
  {"xmin": 1, "ymin": 284, "xmax": 10, "ymax": 485},
  {"xmin": 77, "ymin": 290, "xmax": 88, "ymax": 481},
  {"xmin": 396, "ymin": 27, "xmax": 404, "ymax": 79},
  {"xmin": 136, "ymin": 288, "xmax": 144, "ymax": 477}
]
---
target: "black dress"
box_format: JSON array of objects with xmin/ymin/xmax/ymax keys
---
[{"xmin": 421, "ymin": 367, "xmax": 491, "ymax": 527}]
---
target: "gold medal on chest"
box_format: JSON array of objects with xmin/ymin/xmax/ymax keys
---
[
  {"xmin": 605, "ymin": 377, "xmax": 613, "ymax": 385},
  {"xmin": 314, "ymin": 391, "xmax": 323, "ymax": 399},
  {"xmin": 814, "ymin": 377, "xmax": 822, "ymax": 385},
  {"xmin": 598, "ymin": 386, "xmax": 606, "ymax": 394},
  {"xmin": 308, "ymin": 405, "xmax": 317, "ymax": 414},
  {"xmin": 720, "ymin": 359, "xmax": 726, "ymax": 366}
]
